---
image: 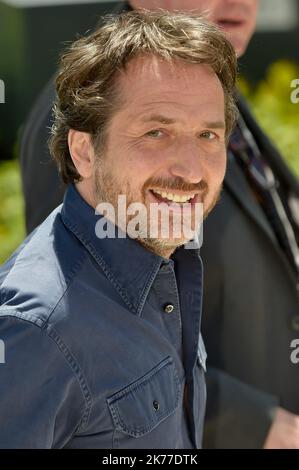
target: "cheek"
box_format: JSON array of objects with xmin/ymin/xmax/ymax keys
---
[
  {"xmin": 117, "ymin": 148, "xmax": 162, "ymax": 196},
  {"xmin": 197, "ymin": 0, "xmax": 218, "ymax": 15},
  {"xmin": 106, "ymin": 140, "xmax": 149, "ymax": 180},
  {"xmin": 206, "ymin": 152, "xmax": 227, "ymax": 186},
  {"xmin": 248, "ymin": 14, "xmax": 258, "ymax": 34},
  {"xmin": 125, "ymin": 144, "xmax": 166, "ymax": 178},
  {"xmin": 243, "ymin": 6, "xmax": 258, "ymax": 37}
]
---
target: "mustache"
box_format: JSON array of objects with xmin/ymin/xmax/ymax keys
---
[{"xmin": 144, "ymin": 177, "xmax": 209, "ymax": 195}]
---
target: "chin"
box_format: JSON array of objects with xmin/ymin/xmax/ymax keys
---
[
  {"xmin": 232, "ymin": 35, "xmax": 252, "ymax": 58},
  {"xmin": 235, "ymin": 43, "xmax": 246, "ymax": 58}
]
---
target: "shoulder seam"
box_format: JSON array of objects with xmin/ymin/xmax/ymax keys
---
[
  {"xmin": 44, "ymin": 249, "xmax": 88, "ymax": 326},
  {"xmin": 44, "ymin": 323, "xmax": 93, "ymax": 433},
  {"xmin": 0, "ymin": 313, "xmax": 93, "ymax": 433}
]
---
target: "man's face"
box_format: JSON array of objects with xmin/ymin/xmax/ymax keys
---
[
  {"xmin": 130, "ymin": 0, "xmax": 259, "ymax": 57},
  {"xmin": 92, "ymin": 55, "xmax": 226, "ymax": 258}
]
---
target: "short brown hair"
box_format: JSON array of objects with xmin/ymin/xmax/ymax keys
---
[{"xmin": 49, "ymin": 10, "xmax": 238, "ymax": 185}]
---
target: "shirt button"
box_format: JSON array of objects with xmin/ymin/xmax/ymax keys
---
[
  {"xmin": 164, "ymin": 304, "xmax": 174, "ymax": 314},
  {"xmin": 291, "ymin": 315, "xmax": 299, "ymax": 332},
  {"xmin": 153, "ymin": 400, "xmax": 160, "ymax": 411}
]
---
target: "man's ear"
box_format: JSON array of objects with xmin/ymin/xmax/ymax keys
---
[{"xmin": 68, "ymin": 130, "xmax": 95, "ymax": 179}]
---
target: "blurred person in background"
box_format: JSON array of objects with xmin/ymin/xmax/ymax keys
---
[{"xmin": 19, "ymin": 0, "xmax": 299, "ymax": 449}]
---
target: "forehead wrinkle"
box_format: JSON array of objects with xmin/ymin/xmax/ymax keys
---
[
  {"xmin": 126, "ymin": 98, "xmax": 225, "ymax": 126},
  {"xmin": 120, "ymin": 55, "xmax": 218, "ymax": 93}
]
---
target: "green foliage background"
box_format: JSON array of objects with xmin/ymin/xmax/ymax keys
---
[
  {"xmin": 238, "ymin": 60, "xmax": 299, "ymax": 177},
  {"xmin": 0, "ymin": 159, "xmax": 25, "ymax": 263},
  {"xmin": 0, "ymin": 60, "xmax": 298, "ymax": 264}
]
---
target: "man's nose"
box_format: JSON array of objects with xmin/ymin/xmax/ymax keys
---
[{"xmin": 168, "ymin": 137, "xmax": 204, "ymax": 184}]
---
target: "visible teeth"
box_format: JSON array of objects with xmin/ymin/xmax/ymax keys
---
[{"xmin": 153, "ymin": 190, "xmax": 193, "ymax": 203}]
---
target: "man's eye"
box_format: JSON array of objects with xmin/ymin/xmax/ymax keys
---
[
  {"xmin": 145, "ymin": 129, "xmax": 164, "ymax": 138},
  {"xmin": 200, "ymin": 131, "xmax": 218, "ymax": 140}
]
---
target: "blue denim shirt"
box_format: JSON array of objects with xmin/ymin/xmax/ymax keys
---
[{"xmin": 0, "ymin": 184, "xmax": 207, "ymax": 449}]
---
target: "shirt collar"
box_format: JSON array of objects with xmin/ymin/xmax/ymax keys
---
[
  {"xmin": 61, "ymin": 184, "xmax": 171, "ymax": 315},
  {"xmin": 61, "ymin": 184, "xmax": 201, "ymax": 316}
]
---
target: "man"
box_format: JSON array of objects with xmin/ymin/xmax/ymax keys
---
[
  {"xmin": 0, "ymin": 11, "xmax": 237, "ymax": 448},
  {"xmin": 19, "ymin": 1, "xmax": 299, "ymax": 449}
]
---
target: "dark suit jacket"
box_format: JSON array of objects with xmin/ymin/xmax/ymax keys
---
[
  {"xmin": 19, "ymin": 8, "xmax": 299, "ymax": 447},
  {"xmin": 201, "ymin": 97, "xmax": 299, "ymax": 448},
  {"xmin": 19, "ymin": 77, "xmax": 64, "ymax": 233}
]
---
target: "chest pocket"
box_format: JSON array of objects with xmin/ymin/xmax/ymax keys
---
[
  {"xmin": 107, "ymin": 356, "xmax": 182, "ymax": 440},
  {"xmin": 197, "ymin": 333, "xmax": 207, "ymax": 372}
]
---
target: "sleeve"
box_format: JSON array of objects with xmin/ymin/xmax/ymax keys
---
[
  {"xmin": 18, "ymin": 77, "xmax": 65, "ymax": 234},
  {"xmin": 0, "ymin": 315, "xmax": 87, "ymax": 449},
  {"xmin": 203, "ymin": 366, "xmax": 279, "ymax": 449}
]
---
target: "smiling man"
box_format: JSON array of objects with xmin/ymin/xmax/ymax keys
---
[
  {"xmin": 0, "ymin": 11, "xmax": 237, "ymax": 449},
  {"xmin": 65, "ymin": 54, "xmax": 228, "ymax": 259},
  {"xmin": 18, "ymin": 0, "xmax": 299, "ymax": 450}
]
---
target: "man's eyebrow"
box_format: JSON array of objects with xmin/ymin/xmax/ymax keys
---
[
  {"xmin": 203, "ymin": 121, "xmax": 226, "ymax": 130},
  {"xmin": 140, "ymin": 114, "xmax": 176, "ymax": 125},
  {"xmin": 140, "ymin": 114, "xmax": 225, "ymax": 129}
]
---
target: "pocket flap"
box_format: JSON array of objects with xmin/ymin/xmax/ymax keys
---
[{"xmin": 107, "ymin": 356, "xmax": 181, "ymax": 438}]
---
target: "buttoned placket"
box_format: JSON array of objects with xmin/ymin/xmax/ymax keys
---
[
  {"xmin": 143, "ymin": 260, "xmax": 183, "ymax": 363},
  {"xmin": 142, "ymin": 249, "xmax": 204, "ymax": 448},
  {"xmin": 172, "ymin": 248, "xmax": 204, "ymax": 448}
]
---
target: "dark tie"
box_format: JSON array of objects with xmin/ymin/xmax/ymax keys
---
[{"xmin": 229, "ymin": 116, "xmax": 299, "ymax": 277}]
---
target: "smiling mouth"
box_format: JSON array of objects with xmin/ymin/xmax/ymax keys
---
[{"xmin": 149, "ymin": 189, "xmax": 198, "ymax": 206}]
